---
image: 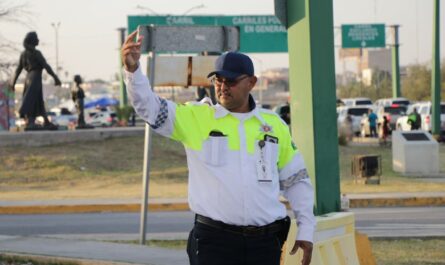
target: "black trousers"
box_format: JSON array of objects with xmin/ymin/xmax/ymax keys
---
[
  {"xmin": 187, "ymin": 218, "xmax": 289, "ymax": 265},
  {"xmin": 370, "ymin": 125, "xmax": 377, "ymax": 137}
]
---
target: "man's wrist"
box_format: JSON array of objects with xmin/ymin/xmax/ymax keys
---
[{"xmin": 125, "ymin": 63, "xmax": 139, "ymax": 73}]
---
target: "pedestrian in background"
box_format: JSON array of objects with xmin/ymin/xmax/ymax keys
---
[
  {"xmin": 368, "ymin": 109, "xmax": 378, "ymax": 138},
  {"xmin": 408, "ymin": 108, "xmax": 421, "ymax": 130},
  {"xmin": 380, "ymin": 115, "xmax": 391, "ymax": 146},
  {"xmin": 122, "ymin": 30, "xmax": 315, "ymax": 265}
]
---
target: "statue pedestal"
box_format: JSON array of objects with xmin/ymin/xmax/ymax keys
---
[{"xmin": 75, "ymin": 124, "xmax": 94, "ymax": 130}]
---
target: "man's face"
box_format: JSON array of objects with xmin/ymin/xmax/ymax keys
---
[{"xmin": 213, "ymin": 75, "xmax": 257, "ymax": 112}]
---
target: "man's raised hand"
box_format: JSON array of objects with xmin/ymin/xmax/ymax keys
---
[{"xmin": 121, "ymin": 30, "xmax": 143, "ymax": 73}]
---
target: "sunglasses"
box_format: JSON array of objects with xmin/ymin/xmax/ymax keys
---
[{"xmin": 211, "ymin": 75, "xmax": 249, "ymax": 87}]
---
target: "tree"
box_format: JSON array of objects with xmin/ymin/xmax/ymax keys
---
[
  {"xmin": 402, "ymin": 64, "xmax": 431, "ymax": 101},
  {"xmin": 339, "ymin": 62, "xmax": 444, "ymax": 102},
  {"xmin": 337, "ymin": 69, "xmax": 392, "ymax": 101},
  {"xmin": 0, "ymin": 2, "xmax": 32, "ymax": 81}
]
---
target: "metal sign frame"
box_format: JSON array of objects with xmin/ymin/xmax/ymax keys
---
[{"xmin": 137, "ymin": 25, "xmax": 239, "ymax": 244}]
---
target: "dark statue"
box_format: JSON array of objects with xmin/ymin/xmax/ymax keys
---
[
  {"xmin": 72, "ymin": 75, "xmax": 92, "ymax": 129},
  {"xmin": 9, "ymin": 32, "xmax": 61, "ymax": 130}
]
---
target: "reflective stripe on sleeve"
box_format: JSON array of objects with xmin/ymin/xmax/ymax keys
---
[
  {"xmin": 279, "ymin": 168, "xmax": 309, "ymax": 190},
  {"xmin": 149, "ymin": 98, "xmax": 168, "ymax": 129}
]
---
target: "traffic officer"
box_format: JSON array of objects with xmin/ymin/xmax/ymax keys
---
[{"xmin": 122, "ymin": 30, "xmax": 315, "ymax": 265}]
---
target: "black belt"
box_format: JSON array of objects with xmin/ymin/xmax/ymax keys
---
[{"xmin": 195, "ymin": 214, "xmax": 289, "ymax": 236}]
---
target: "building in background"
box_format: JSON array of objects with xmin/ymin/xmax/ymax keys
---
[{"xmin": 338, "ymin": 48, "xmax": 392, "ymax": 86}]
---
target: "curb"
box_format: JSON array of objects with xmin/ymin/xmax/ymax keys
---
[
  {"xmin": 0, "ymin": 253, "xmax": 139, "ymax": 265},
  {"xmin": 0, "ymin": 202, "xmax": 190, "ymax": 215},
  {"xmin": 349, "ymin": 196, "xmax": 445, "ymax": 208},
  {"xmin": 1, "ymin": 196, "xmax": 445, "ymax": 215}
]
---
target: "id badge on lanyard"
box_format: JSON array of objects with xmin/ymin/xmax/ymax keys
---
[{"xmin": 257, "ymin": 140, "xmax": 273, "ymax": 183}]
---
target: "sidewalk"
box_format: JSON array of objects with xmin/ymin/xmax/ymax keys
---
[
  {"xmin": 1, "ymin": 192, "xmax": 445, "ymax": 215},
  {"xmin": 0, "ymin": 235, "xmax": 188, "ymax": 265}
]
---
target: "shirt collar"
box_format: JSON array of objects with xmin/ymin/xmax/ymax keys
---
[{"xmin": 214, "ymin": 95, "xmax": 266, "ymax": 124}]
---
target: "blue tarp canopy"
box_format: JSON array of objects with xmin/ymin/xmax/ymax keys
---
[{"xmin": 84, "ymin": 97, "xmax": 119, "ymax": 109}]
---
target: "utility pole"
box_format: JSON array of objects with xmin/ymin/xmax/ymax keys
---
[
  {"xmin": 390, "ymin": 25, "xmax": 401, "ymax": 98},
  {"xmin": 51, "ymin": 22, "xmax": 61, "ymax": 77},
  {"xmin": 431, "ymin": 0, "xmax": 441, "ymax": 137}
]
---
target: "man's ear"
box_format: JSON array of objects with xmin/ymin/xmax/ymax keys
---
[{"xmin": 248, "ymin": 76, "xmax": 258, "ymax": 91}]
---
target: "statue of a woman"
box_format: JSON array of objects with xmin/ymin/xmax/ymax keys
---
[{"xmin": 9, "ymin": 32, "xmax": 61, "ymax": 130}]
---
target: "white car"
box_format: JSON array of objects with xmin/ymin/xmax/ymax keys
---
[
  {"xmin": 48, "ymin": 108, "xmax": 78, "ymax": 127},
  {"xmin": 86, "ymin": 111, "xmax": 117, "ymax": 127},
  {"xmin": 396, "ymin": 102, "xmax": 445, "ymax": 132},
  {"xmin": 337, "ymin": 106, "xmax": 372, "ymax": 136},
  {"xmin": 341, "ymin": 97, "xmax": 373, "ymax": 107},
  {"xmin": 374, "ymin": 97, "xmax": 410, "ymax": 108}
]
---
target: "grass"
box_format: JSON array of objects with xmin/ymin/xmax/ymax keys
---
[
  {"xmin": 0, "ymin": 254, "xmax": 79, "ymax": 265},
  {"xmin": 0, "ymin": 134, "xmax": 188, "ymax": 200},
  {"xmin": 340, "ymin": 144, "xmax": 445, "ymax": 194},
  {"xmin": 112, "ymin": 239, "xmax": 188, "ymax": 250},
  {"xmin": 1, "ymin": 135, "xmax": 444, "ymax": 201},
  {"xmin": 371, "ymin": 238, "xmax": 445, "ymax": 265}
]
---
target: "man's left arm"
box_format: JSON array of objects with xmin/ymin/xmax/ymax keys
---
[
  {"xmin": 278, "ymin": 127, "xmax": 316, "ymax": 265},
  {"xmin": 281, "ymin": 172, "xmax": 315, "ymax": 265}
]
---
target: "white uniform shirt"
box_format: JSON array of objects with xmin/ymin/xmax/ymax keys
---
[{"xmin": 125, "ymin": 66, "xmax": 316, "ymax": 242}]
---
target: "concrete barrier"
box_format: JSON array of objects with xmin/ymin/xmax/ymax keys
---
[
  {"xmin": 0, "ymin": 127, "xmax": 144, "ymax": 147},
  {"xmin": 281, "ymin": 212, "xmax": 375, "ymax": 265}
]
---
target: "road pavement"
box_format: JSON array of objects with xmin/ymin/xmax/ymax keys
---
[{"xmin": 1, "ymin": 207, "xmax": 444, "ymax": 240}]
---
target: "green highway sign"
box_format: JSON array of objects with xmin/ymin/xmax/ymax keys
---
[
  {"xmin": 341, "ymin": 24, "xmax": 386, "ymax": 48},
  {"xmin": 128, "ymin": 15, "xmax": 287, "ymax": 53}
]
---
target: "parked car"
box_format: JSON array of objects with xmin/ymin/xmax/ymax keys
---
[
  {"xmin": 48, "ymin": 107, "xmax": 77, "ymax": 127},
  {"xmin": 273, "ymin": 103, "xmax": 290, "ymax": 125},
  {"xmin": 360, "ymin": 104, "xmax": 407, "ymax": 137},
  {"xmin": 86, "ymin": 111, "xmax": 117, "ymax": 127},
  {"xmin": 337, "ymin": 106, "xmax": 372, "ymax": 136},
  {"xmin": 341, "ymin": 97, "xmax": 373, "ymax": 107},
  {"xmin": 396, "ymin": 102, "xmax": 445, "ymax": 132},
  {"xmin": 374, "ymin": 97, "xmax": 410, "ymax": 108}
]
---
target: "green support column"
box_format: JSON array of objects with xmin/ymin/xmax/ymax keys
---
[
  {"xmin": 431, "ymin": 0, "xmax": 441, "ymax": 136},
  {"xmin": 286, "ymin": 0, "xmax": 340, "ymax": 215},
  {"xmin": 391, "ymin": 25, "xmax": 401, "ymax": 98},
  {"xmin": 118, "ymin": 28, "xmax": 128, "ymax": 108}
]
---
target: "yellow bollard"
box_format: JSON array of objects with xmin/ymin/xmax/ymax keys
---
[{"xmin": 281, "ymin": 212, "xmax": 374, "ymax": 265}]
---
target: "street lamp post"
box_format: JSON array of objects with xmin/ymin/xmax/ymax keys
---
[
  {"xmin": 135, "ymin": 5, "xmax": 159, "ymax": 15},
  {"xmin": 51, "ymin": 22, "xmax": 61, "ymax": 77},
  {"xmin": 182, "ymin": 4, "xmax": 205, "ymax": 15}
]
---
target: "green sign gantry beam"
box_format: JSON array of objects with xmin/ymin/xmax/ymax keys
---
[
  {"xmin": 128, "ymin": 15, "xmax": 287, "ymax": 53},
  {"xmin": 286, "ymin": 0, "xmax": 340, "ymax": 215}
]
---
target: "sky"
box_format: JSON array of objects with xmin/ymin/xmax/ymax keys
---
[{"xmin": 1, "ymin": 0, "xmax": 444, "ymax": 81}]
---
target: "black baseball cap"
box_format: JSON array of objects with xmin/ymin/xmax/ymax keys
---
[{"xmin": 207, "ymin": 52, "xmax": 254, "ymax": 80}]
